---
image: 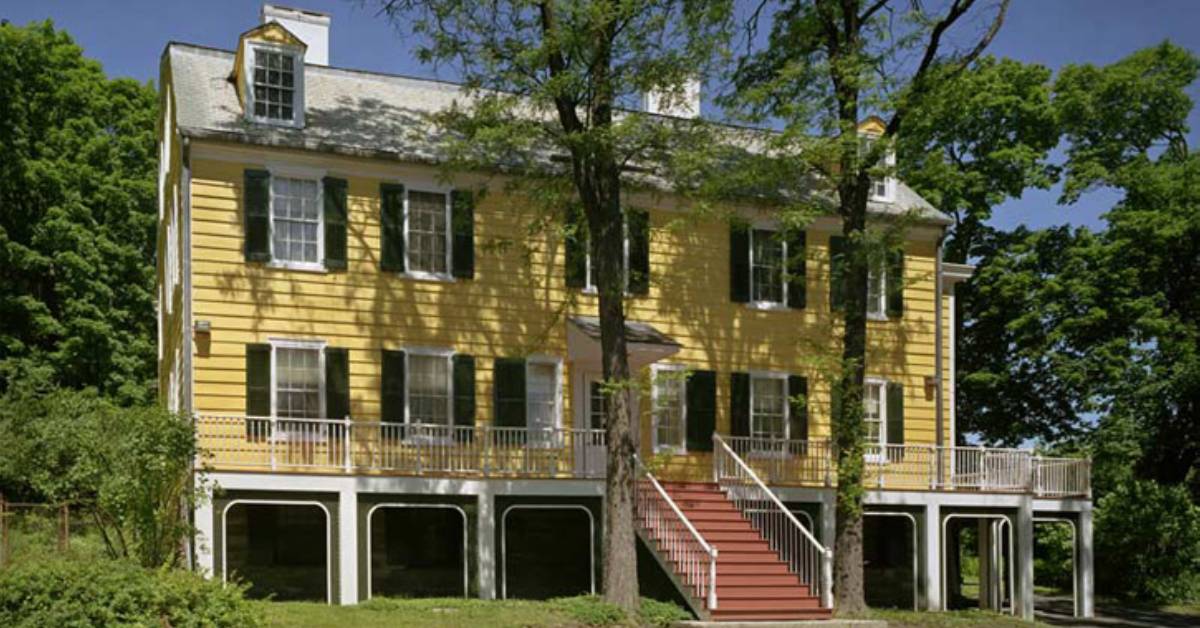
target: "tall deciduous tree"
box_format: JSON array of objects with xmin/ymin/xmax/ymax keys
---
[
  {"xmin": 375, "ymin": 0, "xmax": 730, "ymax": 608},
  {"xmin": 0, "ymin": 21, "xmax": 158, "ymax": 403},
  {"xmin": 725, "ymin": 0, "xmax": 1009, "ymax": 613}
]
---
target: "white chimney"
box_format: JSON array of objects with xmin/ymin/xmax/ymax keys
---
[
  {"xmin": 642, "ymin": 77, "xmax": 702, "ymax": 118},
  {"xmin": 262, "ymin": 4, "xmax": 331, "ymax": 66}
]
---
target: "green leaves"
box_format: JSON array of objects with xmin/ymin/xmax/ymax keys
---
[{"xmin": 0, "ymin": 21, "xmax": 157, "ymax": 403}]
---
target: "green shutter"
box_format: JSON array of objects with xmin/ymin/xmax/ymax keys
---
[
  {"xmin": 453, "ymin": 354, "xmax": 476, "ymax": 441},
  {"xmin": 245, "ymin": 343, "xmax": 271, "ymax": 439},
  {"xmin": 381, "ymin": 350, "xmax": 405, "ymax": 423},
  {"xmin": 451, "ymin": 189, "xmax": 475, "ymax": 279},
  {"xmin": 380, "ymin": 183, "xmax": 406, "ymax": 272},
  {"xmin": 564, "ymin": 204, "xmax": 587, "ymax": 288},
  {"xmin": 887, "ymin": 381, "xmax": 904, "ymax": 446},
  {"xmin": 787, "ymin": 231, "xmax": 807, "ymax": 309},
  {"xmin": 628, "ymin": 209, "xmax": 650, "ymax": 295},
  {"xmin": 244, "ymin": 170, "xmax": 271, "ymax": 262},
  {"xmin": 685, "ymin": 370, "xmax": 716, "ymax": 452},
  {"xmin": 493, "ymin": 358, "xmax": 527, "ymax": 428},
  {"xmin": 325, "ymin": 347, "xmax": 350, "ymax": 419},
  {"xmin": 829, "ymin": 236, "xmax": 846, "ymax": 311},
  {"xmin": 730, "ymin": 372, "xmax": 750, "ymax": 437},
  {"xmin": 886, "ymin": 249, "xmax": 904, "ymax": 318},
  {"xmin": 323, "ymin": 177, "xmax": 348, "ymax": 270},
  {"xmin": 788, "ymin": 375, "xmax": 808, "ymax": 441},
  {"xmin": 730, "ymin": 222, "xmax": 750, "ymax": 302}
]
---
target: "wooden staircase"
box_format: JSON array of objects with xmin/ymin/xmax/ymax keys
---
[{"xmin": 649, "ymin": 481, "xmax": 831, "ymax": 621}]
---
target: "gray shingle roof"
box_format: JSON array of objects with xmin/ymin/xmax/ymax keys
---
[
  {"xmin": 569, "ymin": 317, "xmax": 680, "ymax": 348},
  {"xmin": 165, "ymin": 43, "xmax": 951, "ymax": 225}
]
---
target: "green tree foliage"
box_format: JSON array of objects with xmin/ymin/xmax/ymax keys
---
[
  {"xmin": 0, "ymin": 387, "xmax": 199, "ymax": 568},
  {"xmin": 1095, "ymin": 480, "xmax": 1200, "ymax": 603},
  {"xmin": 723, "ymin": 1, "xmax": 1010, "ymax": 612},
  {"xmin": 0, "ymin": 21, "xmax": 158, "ymax": 403}
]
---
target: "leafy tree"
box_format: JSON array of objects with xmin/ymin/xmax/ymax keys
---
[
  {"xmin": 0, "ymin": 21, "xmax": 158, "ymax": 403},
  {"xmin": 0, "ymin": 387, "xmax": 200, "ymax": 568},
  {"xmin": 723, "ymin": 0, "xmax": 1010, "ymax": 612},
  {"xmin": 1095, "ymin": 480, "xmax": 1200, "ymax": 603},
  {"xmin": 374, "ymin": 0, "xmax": 731, "ymax": 608}
]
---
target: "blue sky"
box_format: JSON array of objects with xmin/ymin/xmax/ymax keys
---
[{"xmin": 4, "ymin": 0, "xmax": 1197, "ymax": 232}]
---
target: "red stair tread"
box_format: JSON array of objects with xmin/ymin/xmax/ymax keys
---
[{"xmin": 711, "ymin": 609, "xmax": 833, "ymax": 621}]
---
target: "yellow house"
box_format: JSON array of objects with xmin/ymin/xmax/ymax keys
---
[{"xmin": 158, "ymin": 4, "xmax": 1093, "ymax": 621}]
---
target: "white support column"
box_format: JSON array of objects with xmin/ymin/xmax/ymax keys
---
[
  {"xmin": 477, "ymin": 490, "xmax": 496, "ymax": 599},
  {"xmin": 194, "ymin": 478, "xmax": 214, "ymax": 577},
  {"xmin": 1077, "ymin": 506, "xmax": 1094, "ymax": 618},
  {"xmin": 1016, "ymin": 498, "xmax": 1035, "ymax": 620},
  {"xmin": 338, "ymin": 488, "xmax": 358, "ymax": 605},
  {"xmin": 922, "ymin": 503, "xmax": 941, "ymax": 611}
]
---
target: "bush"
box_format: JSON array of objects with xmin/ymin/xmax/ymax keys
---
[
  {"xmin": 0, "ymin": 558, "xmax": 262, "ymax": 627},
  {"xmin": 637, "ymin": 598, "xmax": 691, "ymax": 626},
  {"xmin": 1095, "ymin": 480, "xmax": 1200, "ymax": 603},
  {"xmin": 551, "ymin": 596, "xmax": 628, "ymax": 625}
]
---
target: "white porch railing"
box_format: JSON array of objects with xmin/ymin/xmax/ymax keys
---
[
  {"xmin": 195, "ymin": 414, "xmax": 606, "ymax": 479},
  {"xmin": 713, "ymin": 434, "xmax": 833, "ymax": 609},
  {"xmin": 634, "ymin": 456, "xmax": 718, "ymax": 611},
  {"xmin": 717, "ymin": 435, "xmax": 1091, "ymax": 498}
]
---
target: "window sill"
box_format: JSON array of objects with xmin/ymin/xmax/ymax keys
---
[
  {"xmin": 400, "ymin": 271, "xmax": 457, "ymax": 283},
  {"xmin": 267, "ymin": 261, "xmax": 328, "ymax": 274},
  {"xmin": 747, "ymin": 301, "xmax": 790, "ymax": 312},
  {"xmin": 654, "ymin": 445, "xmax": 686, "ymax": 456},
  {"xmin": 867, "ymin": 313, "xmax": 891, "ymax": 322},
  {"xmin": 581, "ymin": 286, "xmax": 634, "ymax": 297},
  {"xmin": 246, "ymin": 114, "xmax": 305, "ymax": 130}
]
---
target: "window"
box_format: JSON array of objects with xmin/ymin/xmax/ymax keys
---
[
  {"xmin": 408, "ymin": 353, "xmax": 451, "ymax": 426},
  {"xmin": 751, "ymin": 229, "xmax": 785, "ymax": 304},
  {"xmin": 867, "ymin": 259, "xmax": 886, "ymax": 318},
  {"xmin": 247, "ymin": 44, "xmax": 303, "ymax": 126},
  {"xmin": 408, "ymin": 190, "xmax": 450, "ymax": 275},
  {"xmin": 271, "ymin": 177, "xmax": 321, "ymax": 267},
  {"xmin": 588, "ymin": 379, "xmax": 608, "ymax": 430},
  {"xmin": 526, "ymin": 361, "xmax": 560, "ymax": 444},
  {"xmin": 585, "ymin": 223, "xmax": 629, "ymax": 292},
  {"xmin": 863, "ymin": 379, "xmax": 887, "ymax": 450},
  {"xmin": 860, "ymin": 135, "xmax": 895, "ymax": 202},
  {"xmin": 750, "ymin": 375, "xmax": 788, "ymax": 441},
  {"xmin": 275, "ymin": 345, "xmax": 322, "ymax": 419},
  {"xmin": 652, "ymin": 367, "xmax": 686, "ymax": 453}
]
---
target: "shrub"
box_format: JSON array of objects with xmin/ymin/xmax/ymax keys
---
[
  {"xmin": 0, "ymin": 558, "xmax": 262, "ymax": 627},
  {"xmin": 637, "ymin": 598, "xmax": 691, "ymax": 626},
  {"xmin": 1095, "ymin": 480, "xmax": 1200, "ymax": 603},
  {"xmin": 551, "ymin": 596, "xmax": 628, "ymax": 625}
]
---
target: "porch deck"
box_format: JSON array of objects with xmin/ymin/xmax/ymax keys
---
[{"xmin": 194, "ymin": 415, "xmax": 1091, "ymax": 498}]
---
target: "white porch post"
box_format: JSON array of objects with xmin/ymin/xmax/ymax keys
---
[
  {"xmin": 477, "ymin": 489, "xmax": 497, "ymax": 599},
  {"xmin": 922, "ymin": 503, "xmax": 941, "ymax": 611},
  {"xmin": 1077, "ymin": 505, "xmax": 1094, "ymax": 618},
  {"xmin": 194, "ymin": 477, "xmax": 215, "ymax": 577},
  {"xmin": 338, "ymin": 488, "xmax": 359, "ymax": 605},
  {"xmin": 1016, "ymin": 498, "xmax": 1035, "ymax": 620}
]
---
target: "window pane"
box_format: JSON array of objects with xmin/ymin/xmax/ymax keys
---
[
  {"xmin": 408, "ymin": 191, "xmax": 448, "ymax": 273},
  {"xmin": 867, "ymin": 260, "xmax": 885, "ymax": 316},
  {"xmin": 751, "ymin": 230, "xmax": 784, "ymax": 303},
  {"xmin": 863, "ymin": 383, "xmax": 883, "ymax": 446},
  {"xmin": 654, "ymin": 372, "xmax": 685, "ymax": 451},
  {"xmin": 276, "ymin": 347, "xmax": 321, "ymax": 419},
  {"xmin": 409, "ymin": 355, "xmax": 449, "ymax": 426},
  {"xmin": 527, "ymin": 363, "xmax": 557, "ymax": 434},
  {"xmin": 253, "ymin": 49, "xmax": 298, "ymax": 121},
  {"xmin": 271, "ymin": 177, "xmax": 320, "ymax": 264},
  {"xmin": 588, "ymin": 381, "xmax": 607, "ymax": 430},
  {"xmin": 751, "ymin": 377, "xmax": 786, "ymax": 440}
]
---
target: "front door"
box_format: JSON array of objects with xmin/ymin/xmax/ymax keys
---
[{"xmin": 573, "ymin": 372, "xmax": 610, "ymax": 477}]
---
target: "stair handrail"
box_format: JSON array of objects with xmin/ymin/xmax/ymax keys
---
[
  {"xmin": 634, "ymin": 455, "xmax": 718, "ymax": 611},
  {"xmin": 713, "ymin": 433, "xmax": 833, "ymax": 609}
]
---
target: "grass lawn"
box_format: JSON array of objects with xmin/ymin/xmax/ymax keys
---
[
  {"xmin": 868, "ymin": 608, "xmax": 1036, "ymax": 627},
  {"xmin": 258, "ymin": 596, "xmax": 689, "ymax": 628}
]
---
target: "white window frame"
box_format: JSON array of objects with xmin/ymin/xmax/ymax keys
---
[
  {"xmin": 863, "ymin": 377, "xmax": 889, "ymax": 462},
  {"xmin": 749, "ymin": 371, "xmax": 791, "ymax": 450},
  {"xmin": 268, "ymin": 338, "xmax": 327, "ymax": 442},
  {"xmin": 525, "ymin": 356, "xmax": 563, "ymax": 447},
  {"xmin": 867, "ymin": 259, "xmax": 888, "ymax": 320},
  {"xmin": 747, "ymin": 227, "xmax": 790, "ymax": 310},
  {"xmin": 243, "ymin": 40, "xmax": 305, "ymax": 129},
  {"xmin": 651, "ymin": 364, "xmax": 688, "ymax": 454},
  {"xmin": 861, "ymin": 134, "xmax": 896, "ymax": 203},
  {"xmin": 402, "ymin": 185, "xmax": 455, "ymax": 282},
  {"xmin": 583, "ymin": 220, "xmax": 630, "ymax": 294},
  {"xmin": 266, "ymin": 164, "xmax": 326, "ymax": 272},
  {"xmin": 403, "ymin": 347, "xmax": 455, "ymax": 436}
]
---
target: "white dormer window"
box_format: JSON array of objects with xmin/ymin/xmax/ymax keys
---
[
  {"xmin": 860, "ymin": 136, "xmax": 896, "ymax": 203},
  {"xmin": 245, "ymin": 42, "xmax": 305, "ymax": 127}
]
